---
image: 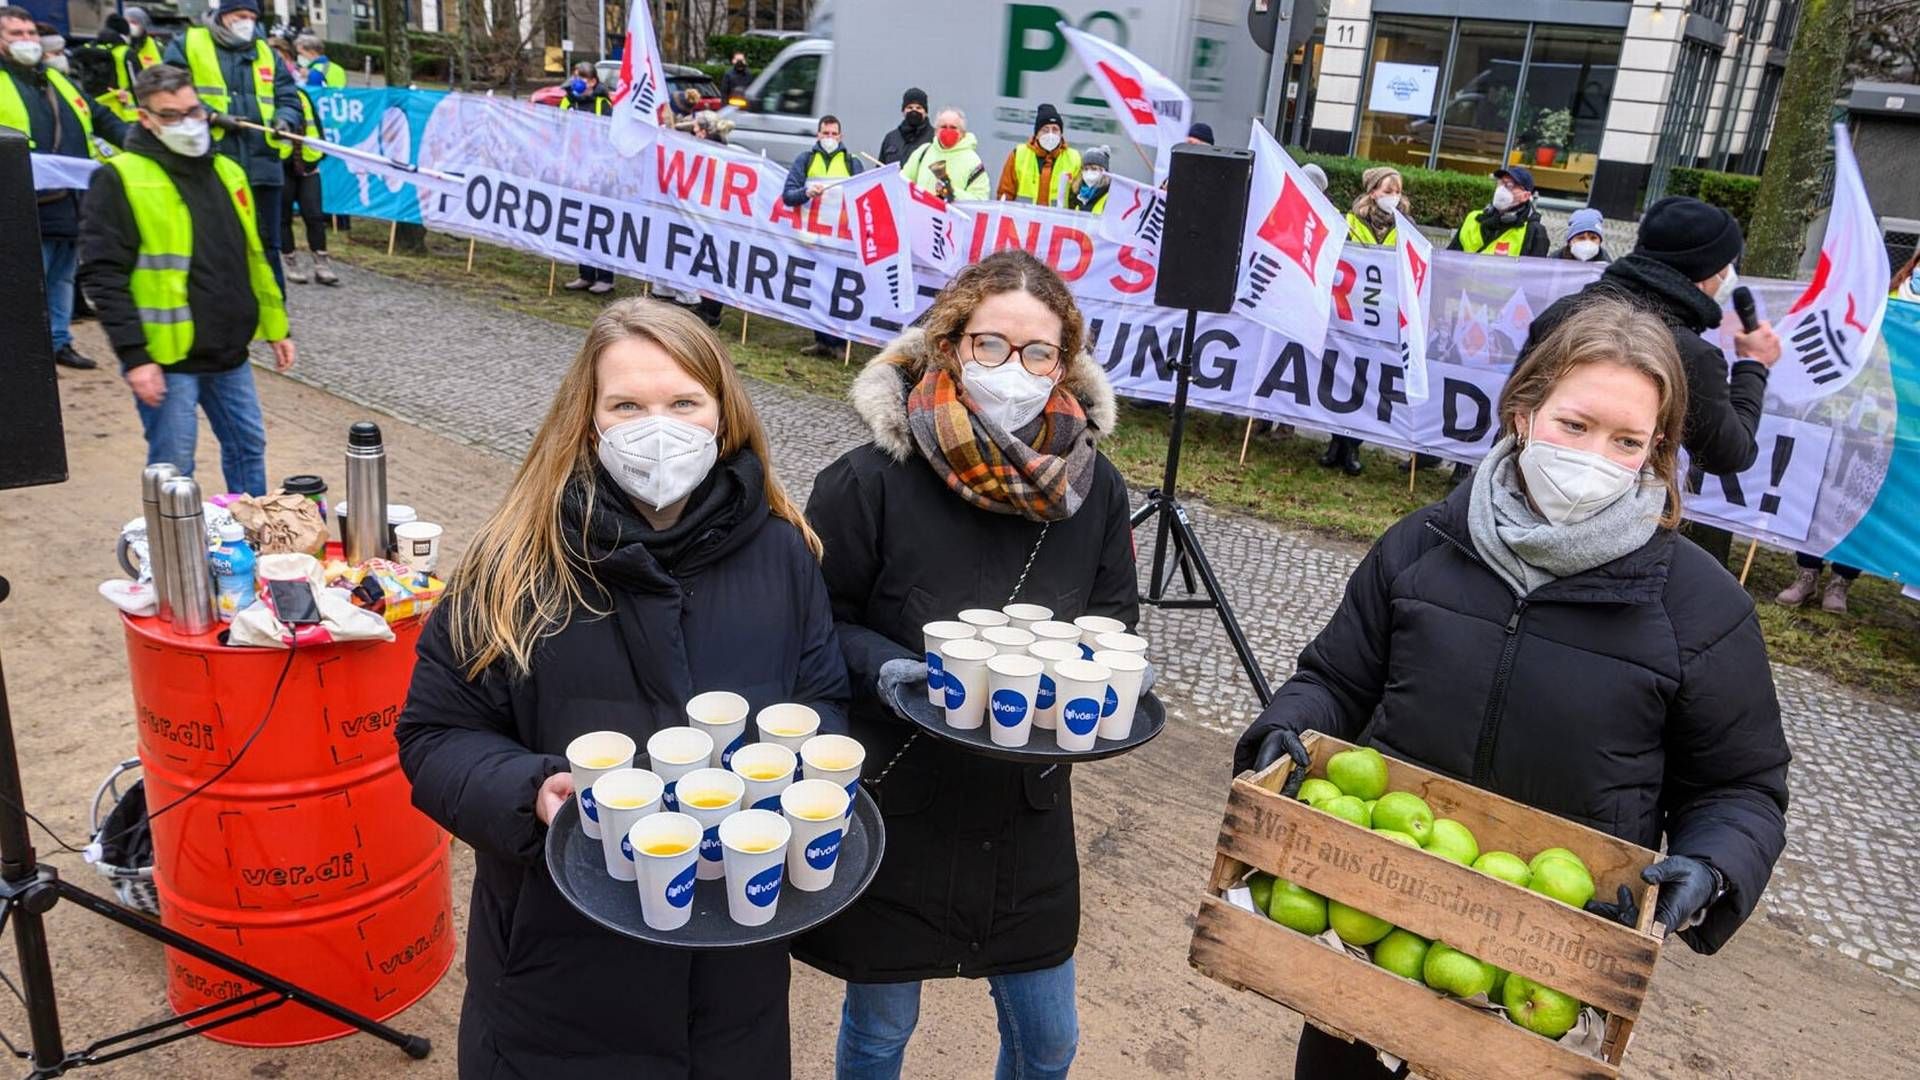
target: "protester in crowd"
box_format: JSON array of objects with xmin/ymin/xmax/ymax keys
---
[
  {"xmin": 784, "ymin": 114, "xmax": 864, "ymax": 357},
  {"xmin": 1301, "ymin": 161, "xmax": 1327, "ymax": 193},
  {"xmin": 1072, "ymin": 144, "xmax": 1110, "ymax": 212},
  {"xmin": 2, "ymin": 4, "xmax": 129, "ymax": 370},
  {"xmin": 1893, "ymin": 250, "xmax": 1919, "ymax": 304},
  {"xmin": 296, "ymin": 32, "xmax": 344, "ymax": 88},
  {"xmin": 795, "ymin": 249, "xmax": 1138, "ymax": 1079},
  {"xmin": 1776, "ymin": 554, "xmax": 1860, "ymax": 613},
  {"xmin": 1315, "ymin": 166, "xmax": 1413, "ymax": 475},
  {"xmin": 665, "ymin": 112, "xmax": 732, "ymax": 326},
  {"xmin": 1240, "ymin": 295, "xmax": 1788, "ymax": 1078},
  {"xmin": 1448, "ymin": 166, "xmax": 1549, "ymax": 257},
  {"xmin": 93, "ymin": 7, "xmax": 162, "ymax": 121},
  {"xmin": 79, "ymin": 63, "xmax": 294, "ymax": 496},
  {"xmin": 1186, "ymin": 121, "xmax": 1213, "ymax": 145},
  {"xmin": 1519, "ymin": 195, "xmax": 1780, "ymax": 564},
  {"xmin": 398, "ymin": 298, "xmax": 848, "ymax": 1078},
  {"xmin": 877, "ymin": 86, "xmax": 930, "ymax": 166},
  {"xmin": 902, "ymin": 106, "xmax": 989, "ymax": 203},
  {"xmin": 995, "ymin": 102, "xmax": 1079, "ymax": 207},
  {"xmin": 669, "ymin": 84, "xmax": 700, "ymax": 119},
  {"xmin": 720, "ymin": 49, "xmax": 753, "ymax": 101},
  {"xmin": 560, "ymin": 61, "xmax": 609, "ymax": 115},
  {"xmin": 34, "ymin": 21, "xmax": 67, "ymax": 73},
  {"xmin": 165, "ymin": 0, "xmax": 303, "ymax": 290},
  {"xmin": 1552, "ymin": 206, "xmax": 1610, "ymax": 263},
  {"xmin": 267, "ymin": 36, "xmax": 335, "ymax": 286}
]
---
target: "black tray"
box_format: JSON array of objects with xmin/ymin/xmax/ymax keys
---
[
  {"xmin": 546, "ymin": 778, "xmax": 884, "ymax": 949},
  {"xmin": 888, "ymin": 678, "xmax": 1166, "ymax": 763}
]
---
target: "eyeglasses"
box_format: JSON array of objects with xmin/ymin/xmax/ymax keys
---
[
  {"xmin": 143, "ymin": 105, "xmax": 209, "ymax": 123},
  {"xmin": 961, "ymin": 332, "xmax": 1062, "ymax": 376}
]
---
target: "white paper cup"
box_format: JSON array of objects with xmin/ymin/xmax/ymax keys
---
[
  {"xmin": 980, "ymin": 626, "xmax": 1037, "ymax": 655},
  {"xmin": 1072, "ymin": 616, "xmax": 1128, "ymax": 660},
  {"xmin": 719, "ymin": 809, "xmax": 792, "ymax": 926},
  {"xmin": 799, "ymin": 733, "xmax": 866, "ymax": 798},
  {"xmin": 630, "ymin": 812, "xmax": 702, "ymax": 932},
  {"xmin": 938, "ymin": 638, "xmax": 996, "ymax": 730},
  {"xmin": 1094, "ymin": 631, "xmax": 1149, "ymax": 657},
  {"xmin": 1000, "ymin": 603, "xmax": 1054, "ymax": 634},
  {"xmin": 1027, "ymin": 640, "xmax": 1082, "ymax": 731},
  {"xmin": 957, "ymin": 608, "xmax": 1011, "ymax": 632},
  {"xmin": 394, "ymin": 520, "xmax": 443, "ymax": 574},
  {"xmin": 755, "ymin": 703, "xmax": 822, "ymax": 753},
  {"xmin": 1052, "ymin": 658, "xmax": 1111, "ymax": 752},
  {"xmin": 780, "ymin": 779, "xmax": 852, "ymax": 893},
  {"xmin": 921, "ymin": 620, "xmax": 977, "ymax": 706},
  {"xmin": 566, "ymin": 730, "xmax": 637, "ymax": 841},
  {"xmin": 675, "ymin": 767, "xmax": 745, "ymax": 881},
  {"xmin": 985, "ymin": 653, "xmax": 1044, "ymax": 748},
  {"xmin": 1092, "ymin": 649, "xmax": 1150, "ymax": 741},
  {"xmin": 1029, "ymin": 620, "xmax": 1083, "ymax": 649},
  {"xmin": 686, "ymin": 690, "xmax": 751, "ymax": 769},
  {"xmin": 593, "ymin": 768, "xmax": 664, "ymax": 882},
  {"xmin": 729, "ymin": 741, "xmax": 797, "ymax": 812},
  {"xmin": 646, "ymin": 727, "xmax": 715, "ymax": 814}
]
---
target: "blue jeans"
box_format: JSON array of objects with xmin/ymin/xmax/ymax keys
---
[
  {"xmin": 133, "ymin": 363, "xmax": 270, "ymax": 496},
  {"xmin": 836, "ymin": 958, "xmax": 1078, "ymax": 1080},
  {"xmin": 41, "ymin": 238, "xmax": 76, "ymax": 352}
]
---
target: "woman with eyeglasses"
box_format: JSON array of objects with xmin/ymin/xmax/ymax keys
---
[{"xmin": 793, "ymin": 249, "xmax": 1140, "ymax": 1079}]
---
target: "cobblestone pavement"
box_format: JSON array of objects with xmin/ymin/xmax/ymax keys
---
[{"xmin": 280, "ymin": 264, "xmax": 1918, "ymax": 989}]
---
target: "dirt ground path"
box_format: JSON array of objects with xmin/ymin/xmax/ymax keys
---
[{"xmin": 1, "ymin": 327, "xmax": 1914, "ymax": 1077}]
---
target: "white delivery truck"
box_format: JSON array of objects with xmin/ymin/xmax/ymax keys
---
[{"xmin": 721, "ymin": 0, "xmax": 1270, "ymax": 183}]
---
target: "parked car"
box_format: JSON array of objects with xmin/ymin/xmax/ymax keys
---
[{"xmin": 533, "ymin": 62, "xmax": 721, "ymax": 112}]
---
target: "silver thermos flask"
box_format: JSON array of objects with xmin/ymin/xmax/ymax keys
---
[
  {"xmin": 140, "ymin": 463, "xmax": 180, "ymax": 621},
  {"xmin": 343, "ymin": 421, "xmax": 389, "ymax": 563},
  {"xmin": 160, "ymin": 476, "xmax": 217, "ymax": 634}
]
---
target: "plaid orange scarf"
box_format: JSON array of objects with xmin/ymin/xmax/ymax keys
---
[{"xmin": 906, "ymin": 367, "xmax": 1096, "ymax": 522}]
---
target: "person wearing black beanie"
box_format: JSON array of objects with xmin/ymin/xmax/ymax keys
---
[
  {"xmin": 878, "ymin": 85, "xmax": 933, "ymax": 166},
  {"xmin": 994, "ymin": 101, "xmax": 1080, "ymax": 206}
]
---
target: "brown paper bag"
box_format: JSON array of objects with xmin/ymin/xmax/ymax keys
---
[{"xmin": 227, "ymin": 494, "xmax": 329, "ymax": 556}]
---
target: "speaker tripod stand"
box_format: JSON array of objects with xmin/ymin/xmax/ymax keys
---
[{"xmin": 1129, "ymin": 309, "xmax": 1275, "ymax": 706}]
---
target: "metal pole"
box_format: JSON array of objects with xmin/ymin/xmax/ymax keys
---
[{"xmin": 1147, "ymin": 307, "xmax": 1199, "ymax": 602}]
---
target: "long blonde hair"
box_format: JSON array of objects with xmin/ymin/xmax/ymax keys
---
[{"xmin": 446, "ymin": 299, "xmax": 820, "ymax": 678}]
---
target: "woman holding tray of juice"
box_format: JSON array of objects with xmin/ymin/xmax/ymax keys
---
[
  {"xmin": 396, "ymin": 299, "xmax": 850, "ymax": 1078},
  {"xmin": 795, "ymin": 249, "xmax": 1139, "ymax": 1078},
  {"xmin": 1236, "ymin": 296, "xmax": 1790, "ymax": 1077}
]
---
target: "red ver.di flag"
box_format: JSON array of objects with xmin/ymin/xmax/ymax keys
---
[
  {"xmin": 1394, "ymin": 209, "xmax": 1434, "ymax": 401},
  {"xmin": 1058, "ymin": 24, "xmax": 1191, "ymax": 181},
  {"xmin": 1770, "ymin": 125, "xmax": 1889, "ymax": 403},
  {"xmin": 905, "ymin": 183, "xmax": 969, "ymax": 274},
  {"xmin": 1099, "ymin": 173, "xmax": 1166, "ymax": 255},
  {"xmin": 839, "ymin": 165, "xmax": 916, "ymax": 315},
  {"xmin": 1233, "ymin": 123, "xmax": 1346, "ymax": 350},
  {"xmin": 609, "ymin": 0, "xmax": 669, "ymax": 155}
]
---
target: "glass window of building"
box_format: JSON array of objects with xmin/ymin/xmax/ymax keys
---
[
  {"xmin": 1513, "ymin": 25, "xmax": 1622, "ymax": 196},
  {"xmin": 1354, "ymin": 16, "xmax": 1451, "ymax": 171},
  {"xmin": 1432, "ymin": 21, "xmax": 1528, "ymax": 179}
]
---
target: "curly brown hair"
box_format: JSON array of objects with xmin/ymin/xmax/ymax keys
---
[{"xmin": 918, "ymin": 249, "xmax": 1086, "ymax": 376}]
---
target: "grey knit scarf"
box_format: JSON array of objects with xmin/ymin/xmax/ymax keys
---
[{"xmin": 1467, "ymin": 436, "xmax": 1665, "ymax": 596}]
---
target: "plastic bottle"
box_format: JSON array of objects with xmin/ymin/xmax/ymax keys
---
[{"xmin": 209, "ymin": 522, "xmax": 258, "ymax": 622}]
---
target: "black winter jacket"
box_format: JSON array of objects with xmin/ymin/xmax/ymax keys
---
[
  {"xmin": 792, "ymin": 331, "xmax": 1139, "ymax": 983},
  {"xmin": 1524, "ymin": 254, "xmax": 1769, "ymax": 474},
  {"xmin": 878, "ymin": 116, "xmax": 933, "ymax": 167},
  {"xmin": 1235, "ymin": 481, "xmax": 1790, "ymax": 955},
  {"xmin": 2, "ymin": 60, "xmax": 127, "ymax": 237},
  {"xmin": 397, "ymin": 455, "xmax": 850, "ymax": 1077}
]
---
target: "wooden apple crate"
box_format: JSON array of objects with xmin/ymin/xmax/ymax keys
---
[{"xmin": 1189, "ymin": 732, "xmax": 1665, "ymax": 1080}]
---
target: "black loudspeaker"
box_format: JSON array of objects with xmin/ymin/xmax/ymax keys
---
[
  {"xmin": 0, "ymin": 130, "xmax": 69, "ymax": 490},
  {"xmin": 1153, "ymin": 144, "xmax": 1254, "ymax": 313}
]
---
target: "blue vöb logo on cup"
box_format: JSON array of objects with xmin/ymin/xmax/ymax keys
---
[
  {"xmin": 581, "ymin": 787, "xmax": 600, "ymax": 822},
  {"xmin": 1103, "ymin": 685, "xmax": 1118, "ymax": 718},
  {"xmin": 752, "ymin": 794, "xmax": 781, "ymax": 812},
  {"xmin": 846, "ymin": 779, "xmax": 860, "ymax": 798},
  {"xmin": 721, "ymin": 731, "xmax": 749, "ymax": 769},
  {"xmin": 944, "ymin": 677, "xmax": 967, "ymax": 710},
  {"xmin": 1037, "ymin": 674, "xmax": 1056, "ymax": 710},
  {"xmin": 620, "ymin": 834, "xmax": 635, "ymax": 862},
  {"xmin": 1062, "ymin": 697, "xmax": 1100, "ymax": 736},
  {"xmin": 665, "ymin": 863, "xmax": 697, "ymax": 908},
  {"xmin": 805, "ymin": 829, "xmax": 843, "ymax": 870},
  {"xmin": 662, "ymin": 782, "xmax": 679, "ymax": 812},
  {"xmin": 745, "ymin": 864, "xmax": 783, "ymax": 907},
  {"xmin": 1078, "ymin": 643, "xmax": 1094, "ymax": 660},
  {"xmin": 990, "ymin": 688, "xmax": 1028, "ymax": 727},
  {"xmin": 926, "ymin": 650, "xmax": 945, "ymax": 693},
  {"xmin": 700, "ymin": 826, "xmax": 723, "ymax": 861}
]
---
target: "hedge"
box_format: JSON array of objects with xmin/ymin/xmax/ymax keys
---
[
  {"xmin": 1666, "ymin": 167, "xmax": 1761, "ymax": 232},
  {"xmin": 1289, "ymin": 150, "xmax": 1495, "ymax": 229},
  {"xmin": 324, "ymin": 41, "xmax": 452, "ymax": 82},
  {"xmin": 705, "ymin": 33, "xmax": 795, "ymax": 68}
]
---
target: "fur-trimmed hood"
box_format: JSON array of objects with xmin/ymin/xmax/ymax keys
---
[{"xmin": 849, "ymin": 328, "xmax": 1119, "ymax": 461}]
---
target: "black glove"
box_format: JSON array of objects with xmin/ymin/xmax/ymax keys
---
[
  {"xmin": 1584, "ymin": 855, "xmax": 1723, "ymax": 935},
  {"xmin": 1253, "ymin": 727, "xmax": 1312, "ymax": 798},
  {"xmin": 271, "ymin": 117, "xmax": 294, "ymax": 135}
]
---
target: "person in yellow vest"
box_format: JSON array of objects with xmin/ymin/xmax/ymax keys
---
[
  {"xmin": 779, "ymin": 114, "xmax": 865, "ymax": 356},
  {"xmin": 164, "ymin": 0, "xmax": 303, "ymax": 290},
  {"xmin": 995, "ymin": 102, "xmax": 1079, "ymax": 207},
  {"xmin": 903, "ymin": 106, "xmax": 989, "ymax": 203},
  {"xmin": 1, "ymin": 4, "xmax": 128, "ymax": 370},
  {"xmin": 78, "ymin": 63, "xmax": 294, "ymax": 497},
  {"xmin": 268, "ymin": 35, "xmax": 335, "ymax": 285},
  {"xmin": 1448, "ymin": 165, "xmax": 1548, "ymax": 258},
  {"xmin": 94, "ymin": 7, "xmax": 163, "ymax": 121},
  {"xmin": 295, "ymin": 33, "xmax": 346, "ymax": 89},
  {"xmin": 1071, "ymin": 144, "xmax": 1110, "ymax": 212},
  {"xmin": 1345, "ymin": 165, "xmax": 1406, "ymax": 246}
]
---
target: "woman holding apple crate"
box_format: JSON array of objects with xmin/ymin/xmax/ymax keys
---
[{"xmin": 1234, "ymin": 296, "xmax": 1790, "ymax": 1077}]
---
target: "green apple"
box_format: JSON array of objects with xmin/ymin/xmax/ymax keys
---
[
  {"xmin": 1374, "ymin": 828, "xmax": 1421, "ymax": 848},
  {"xmin": 1529, "ymin": 847, "xmax": 1587, "ymax": 876},
  {"xmin": 1363, "ymin": 799, "xmax": 1377, "ymax": 820},
  {"xmin": 1325, "ymin": 747, "xmax": 1390, "ymax": 801},
  {"xmin": 1503, "ymin": 975, "xmax": 1583, "ymax": 1038},
  {"xmin": 1371, "ymin": 791, "xmax": 1434, "ymax": 845},
  {"xmin": 1321, "ymin": 795, "xmax": 1372, "ymax": 829},
  {"xmin": 1247, "ymin": 872, "xmax": 1275, "ymax": 914},
  {"xmin": 1528, "ymin": 857, "xmax": 1596, "ymax": 909},
  {"xmin": 1329, "ymin": 900, "xmax": 1394, "ymax": 946},
  {"xmin": 1267, "ymin": 878, "xmax": 1329, "ymax": 935},
  {"xmin": 1423, "ymin": 943, "xmax": 1498, "ymax": 998},
  {"xmin": 1473, "ymin": 851, "xmax": 1532, "ymax": 887},
  {"xmin": 1296, "ymin": 778, "xmax": 1343, "ymax": 806},
  {"xmin": 1427, "ymin": 818, "xmax": 1479, "ymax": 864},
  {"xmin": 1371, "ymin": 929, "xmax": 1430, "ymax": 981},
  {"xmin": 1488, "ymin": 967, "xmax": 1509, "ymax": 1002}
]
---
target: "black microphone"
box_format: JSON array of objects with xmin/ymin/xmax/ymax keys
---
[{"xmin": 1731, "ymin": 286, "xmax": 1760, "ymax": 333}]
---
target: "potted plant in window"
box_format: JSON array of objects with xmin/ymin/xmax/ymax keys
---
[{"xmin": 1533, "ymin": 107, "xmax": 1573, "ymax": 167}]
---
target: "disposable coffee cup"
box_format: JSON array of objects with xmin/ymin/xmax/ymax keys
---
[
  {"xmin": 646, "ymin": 727, "xmax": 715, "ymax": 814},
  {"xmin": 957, "ymin": 607, "xmax": 1011, "ymax": 632},
  {"xmin": 1093, "ymin": 649, "xmax": 1150, "ymax": 741},
  {"xmin": 1095, "ymin": 631, "xmax": 1149, "ymax": 657},
  {"xmin": 1072, "ymin": 616, "xmax": 1128, "ymax": 661},
  {"xmin": 593, "ymin": 768, "xmax": 664, "ymax": 882},
  {"xmin": 394, "ymin": 520, "xmax": 444, "ymax": 575},
  {"xmin": 687, "ymin": 690, "xmax": 751, "ymax": 769},
  {"xmin": 755, "ymin": 703, "xmax": 822, "ymax": 753},
  {"xmin": 630, "ymin": 812, "xmax": 702, "ymax": 932},
  {"xmin": 921, "ymin": 620, "xmax": 976, "ymax": 706},
  {"xmin": 938, "ymin": 638, "xmax": 996, "ymax": 730},
  {"xmin": 799, "ymin": 733, "xmax": 865, "ymax": 798},
  {"xmin": 566, "ymin": 730, "xmax": 637, "ymax": 841},
  {"xmin": 675, "ymin": 767, "xmax": 745, "ymax": 881},
  {"xmin": 729, "ymin": 741, "xmax": 797, "ymax": 812},
  {"xmin": 1052, "ymin": 658, "xmax": 1112, "ymax": 752},
  {"xmin": 1000, "ymin": 603, "xmax": 1054, "ymax": 634},
  {"xmin": 985, "ymin": 653, "xmax": 1044, "ymax": 748},
  {"xmin": 980, "ymin": 626, "xmax": 1037, "ymax": 656},
  {"xmin": 781, "ymin": 779, "xmax": 852, "ymax": 893},
  {"xmin": 719, "ymin": 809, "xmax": 792, "ymax": 926},
  {"xmin": 1028, "ymin": 620, "xmax": 1083, "ymax": 650},
  {"xmin": 1027, "ymin": 640, "xmax": 1082, "ymax": 731}
]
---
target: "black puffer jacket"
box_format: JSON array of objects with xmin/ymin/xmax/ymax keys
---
[
  {"xmin": 792, "ymin": 330, "xmax": 1139, "ymax": 983},
  {"xmin": 1234, "ymin": 481, "xmax": 1789, "ymax": 956}
]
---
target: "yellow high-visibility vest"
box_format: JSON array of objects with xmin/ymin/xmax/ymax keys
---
[
  {"xmin": 182, "ymin": 28, "xmax": 287, "ymax": 156},
  {"xmin": 1345, "ymin": 212, "xmax": 1397, "ymax": 246},
  {"xmin": 0, "ymin": 67, "xmax": 98, "ymax": 157},
  {"xmin": 1012, "ymin": 142, "xmax": 1080, "ymax": 207},
  {"xmin": 1455, "ymin": 212, "xmax": 1528, "ymax": 256}
]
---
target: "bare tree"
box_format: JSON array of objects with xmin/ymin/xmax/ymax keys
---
[{"xmin": 1850, "ymin": 0, "xmax": 1920, "ymax": 81}]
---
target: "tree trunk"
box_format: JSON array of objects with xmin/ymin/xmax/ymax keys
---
[
  {"xmin": 1743, "ymin": 0, "xmax": 1852, "ymax": 279},
  {"xmin": 379, "ymin": 0, "xmax": 414, "ymax": 88}
]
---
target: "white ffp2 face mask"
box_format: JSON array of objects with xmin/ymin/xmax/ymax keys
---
[
  {"xmin": 1517, "ymin": 427, "xmax": 1641, "ymax": 526},
  {"xmin": 962, "ymin": 360, "xmax": 1056, "ymax": 434},
  {"xmin": 1037, "ymin": 131, "xmax": 1061, "ymax": 152},
  {"xmin": 1491, "ymin": 185, "xmax": 1517, "ymax": 211},
  {"xmin": 597, "ymin": 415, "xmax": 719, "ymax": 512},
  {"xmin": 818, "ymin": 137, "xmax": 839, "ymax": 155},
  {"xmin": 155, "ymin": 116, "xmax": 211, "ymax": 157},
  {"xmin": 226, "ymin": 17, "xmax": 256, "ymax": 40},
  {"xmin": 1712, "ymin": 266, "xmax": 1739, "ymax": 300},
  {"xmin": 7, "ymin": 40, "xmax": 44, "ymax": 67},
  {"xmin": 1570, "ymin": 239, "xmax": 1601, "ymax": 261},
  {"xmin": 1374, "ymin": 193, "xmax": 1400, "ymax": 213}
]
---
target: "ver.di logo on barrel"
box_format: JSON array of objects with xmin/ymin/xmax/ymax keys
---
[
  {"xmin": 1061, "ymin": 697, "xmax": 1100, "ymax": 737},
  {"xmin": 745, "ymin": 864, "xmax": 783, "ymax": 907},
  {"xmin": 990, "ymin": 688, "xmax": 1028, "ymax": 727},
  {"xmin": 805, "ymin": 829, "xmax": 843, "ymax": 870},
  {"xmin": 665, "ymin": 863, "xmax": 697, "ymax": 908}
]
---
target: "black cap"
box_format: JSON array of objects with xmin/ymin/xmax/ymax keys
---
[
  {"xmin": 348, "ymin": 421, "xmax": 384, "ymax": 448},
  {"xmin": 902, "ymin": 87, "xmax": 927, "ymax": 110},
  {"xmin": 1493, "ymin": 166, "xmax": 1536, "ymax": 193},
  {"xmin": 1187, "ymin": 122, "xmax": 1214, "ymax": 145},
  {"xmin": 281, "ymin": 474, "xmax": 328, "ymax": 495},
  {"xmin": 1635, "ymin": 196, "xmax": 1745, "ymax": 281},
  {"xmin": 1034, "ymin": 103, "xmax": 1063, "ymax": 134}
]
